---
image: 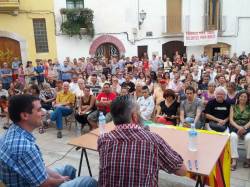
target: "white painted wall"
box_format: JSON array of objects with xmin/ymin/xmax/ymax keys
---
[
  {"xmin": 184, "ymin": 0, "xmax": 204, "ymax": 32},
  {"xmin": 54, "ymin": 0, "xmax": 250, "ymax": 62}
]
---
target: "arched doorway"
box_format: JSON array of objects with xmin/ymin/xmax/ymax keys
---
[
  {"xmin": 162, "ymin": 41, "xmax": 186, "ymax": 61},
  {"xmin": 0, "ymin": 37, "xmax": 21, "ymax": 67},
  {"xmin": 89, "ymin": 35, "xmax": 125, "ymax": 60},
  {"xmin": 95, "ymin": 43, "xmax": 120, "ymax": 59},
  {"xmin": 204, "ymin": 42, "xmax": 231, "ymax": 58}
]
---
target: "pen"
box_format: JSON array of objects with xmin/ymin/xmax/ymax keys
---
[
  {"xmin": 188, "ymin": 160, "xmax": 192, "ymax": 170},
  {"xmin": 194, "ymin": 160, "xmax": 198, "ymax": 170}
]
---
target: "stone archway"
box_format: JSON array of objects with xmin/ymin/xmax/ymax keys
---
[
  {"xmin": 0, "ymin": 31, "xmax": 27, "ymax": 64},
  {"xmin": 89, "ymin": 35, "xmax": 125, "ymax": 58},
  {"xmin": 162, "ymin": 41, "xmax": 186, "ymax": 61}
]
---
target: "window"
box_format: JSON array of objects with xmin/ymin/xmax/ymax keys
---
[
  {"xmin": 66, "ymin": 0, "xmax": 84, "ymax": 8},
  {"xmin": 205, "ymin": 0, "xmax": 221, "ymax": 30},
  {"xmin": 166, "ymin": 0, "xmax": 182, "ymax": 33},
  {"xmin": 33, "ymin": 19, "xmax": 49, "ymax": 53}
]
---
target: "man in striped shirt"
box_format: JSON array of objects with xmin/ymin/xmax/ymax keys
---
[{"xmin": 98, "ymin": 96, "xmax": 187, "ymax": 187}]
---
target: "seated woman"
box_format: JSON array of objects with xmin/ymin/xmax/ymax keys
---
[
  {"xmin": 156, "ymin": 89, "xmax": 179, "ymax": 125},
  {"xmin": 75, "ymin": 86, "xmax": 96, "ymax": 130},
  {"xmin": 40, "ymin": 83, "xmax": 56, "ymax": 111},
  {"xmin": 8, "ymin": 82, "xmax": 22, "ymax": 97},
  {"xmin": 201, "ymin": 82, "xmax": 215, "ymax": 106},
  {"xmin": 230, "ymin": 91, "xmax": 250, "ymax": 170},
  {"xmin": 226, "ymin": 82, "xmax": 237, "ymax": 105},
  {"xmin": 29, "ymin": 84, "xmax": 40, "ymax": 97}
]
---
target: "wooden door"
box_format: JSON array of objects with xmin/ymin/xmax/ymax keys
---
[
  {"xmin": 167, "ymin": 0, "xmax": 182, "ymax": 33},
  {"xmin": 0, "ymin": 37, "xmax": 21, "ymax": 67}
]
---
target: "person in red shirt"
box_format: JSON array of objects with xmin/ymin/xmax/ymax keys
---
[{"xmin": 87, "ymin": 83, "xmax": 116, "ymax": 129}]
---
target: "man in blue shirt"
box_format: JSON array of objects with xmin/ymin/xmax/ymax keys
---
[
  {"xmin": 0, "ymin": 62, "xmax": 12, "ymax": 90},
  {"xmin": 61, "ymin": 61, "xmax": 73, "ymax": 82},
  {"xmin": 34, "ymin": 59, "xmax": 45, "ymax": 86},
  {"xmin": 0, "ymin": 95, "xmax": 97, "ymax": 187}
]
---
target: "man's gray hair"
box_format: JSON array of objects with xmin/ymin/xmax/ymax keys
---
[
  {"xmin": 214, "ymin": 86, "xmax": 227, "ymax": 98},
  {"xmin": 110, "ymin": 96, "xmax": 138, "ymax": 125},
  {"xmin": 63, "ymin": 81, "xmax": 69, "ymax": 86}
]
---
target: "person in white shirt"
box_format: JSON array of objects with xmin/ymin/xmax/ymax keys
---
[
  {"xmin": 69, "ymin": 74, "xmax": 79, "ymax": 94},
  {"xmin": 137, "ymin": 86, "xmax": 155, "ymax": 120},
  {"xmin": 168, "ymin": 73, "xmax": 183, "ymax": 94},
  {"xmin": 150, "ymin": 54, "xmax": 161, "ymax": 73}
]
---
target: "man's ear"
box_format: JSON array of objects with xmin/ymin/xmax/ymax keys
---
[{"xmin": 20, "ymin": 112, "xmax": 29, "ymax": 121}]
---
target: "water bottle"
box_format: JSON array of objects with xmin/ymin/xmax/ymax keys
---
[
  {"xmin": 75, "ymin": 124, "xmax": 82, "ymax": 136},
  {"xmin": 99, "ymin": 112, "xmax": 106, "ymax": 135},
  {"xmin": 188, "ymin": 123, "xmax": 198, "ymax": 152}
]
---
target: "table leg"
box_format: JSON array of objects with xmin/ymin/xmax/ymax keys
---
[
  {"xmin": 218, "ymin": 159, "xmax": 226, "ymax": 187},
  {"xmin": 195, "ymin": 175, "xmax": 205, "ymax": 187},
  {"xmin": 78, "ymin": 148, "xmax": 84, "ymax": 177},
  {"xmin": 84, "ymin": 149, "xmax": 92, "ymax": 177}
]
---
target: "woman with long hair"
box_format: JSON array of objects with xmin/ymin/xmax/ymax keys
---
[
  {"xmin": 136, "ymin": 72, "xmax": 146, "ymax": 86},
  {"xmin": 17, "ymin": 63, "xmax": 25, "ymax": 86},
  {"xmin": 226, "ymin": 82, "xmax": 237, "ymax": 105},
  {"xmin": 111, "ymin": 75, "xmax": 121, "ymax": 94},
  {"xmin": 230, "ymin": 91, "xmax": 250, "ymax": 170}
]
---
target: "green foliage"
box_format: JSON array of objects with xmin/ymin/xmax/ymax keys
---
[{"xmin": 60, "ymin": 8, "xmax": 94, "ymax": 38}]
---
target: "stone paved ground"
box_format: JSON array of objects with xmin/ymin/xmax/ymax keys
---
[{"xmin": 0, "ymin": 121, "xmax": 249, "ymax": 187}]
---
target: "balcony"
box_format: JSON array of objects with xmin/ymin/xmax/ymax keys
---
[
  {"xmin": 204, "ymin": 15, "xmax": 227, "ymax": 33},
  {"xmin": 60, "ymin": 8, "xmax": 94, "ymax": 38},
  {"xmin": 0, "ymin": 0, "xmax": 20, "ymax": 13}
]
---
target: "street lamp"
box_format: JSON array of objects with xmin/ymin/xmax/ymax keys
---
[{"xmin": 138, "ymin": 9, "xmax": 146, "ymax": 29}]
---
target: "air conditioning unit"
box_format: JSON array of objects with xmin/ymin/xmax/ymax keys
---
[{"xmin": 146, "ymin": 31, "xmax": 153, "ymax": 37}]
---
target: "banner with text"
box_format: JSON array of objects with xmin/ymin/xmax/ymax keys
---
[{"xmin": 184, "ymin": 30, "xmax": 218, "ymax": 46}]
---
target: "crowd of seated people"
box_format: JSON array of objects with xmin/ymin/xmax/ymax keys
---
[{"xmin": 0, "ymin": 51, "xmax": 250, "ymax": 170}]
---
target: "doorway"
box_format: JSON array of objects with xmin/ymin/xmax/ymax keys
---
[
  {"xmin": 95, "ymin": 43, "xmax": 120, "ymax": 60},
  {"xmin": 212, "ymin": 47, "xmax": 220, "ymax": 56},
  {"xmin": 162, "ymin": 41, "xmax": 186, "ymax": 61},
  {"xmin": 0, "ymin": 37, "xmax": 21, "ymax": 67},
  {"xmin": 137, "ymin": 45, "xmax": 148, "ymax": 60}
]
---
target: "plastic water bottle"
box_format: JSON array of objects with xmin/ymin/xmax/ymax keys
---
[
  {"xmin": 98, "ymin": 112, "xmax": 106, "ymax": 135},
  {"xmin": 188, "ymin": 123, "xmax": 198, "ymax": 151}
]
